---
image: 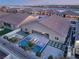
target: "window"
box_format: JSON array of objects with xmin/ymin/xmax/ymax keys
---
[
  {"xmin": 72, "ymin": 31, "xmax": 75, "ymax": 35},
  {"xmin": 55, "ymin": 37, "xmax": 59, "ymax": 40},
  {"xmin": 4, "ymin": 22, "xmax": 11, "ymax": 27},
  {"xmin": 72, "ymin": 36, "xmax": 75, "ymax": 40},
  {"xmin": 71, "ymin": 21, "xmax": 76, "ymax": 24},
  {"xmin": 72, "ymin": 27, "xmax": 76, "ymax": 31}
]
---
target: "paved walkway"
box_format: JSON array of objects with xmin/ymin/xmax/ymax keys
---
[
  {"xmin": 31, "ymin": 32, "xmax": 67, "ymax": 52},
  {"xmin": 48, "ymin": 40, "xmax": 67, "ymax": 51}
]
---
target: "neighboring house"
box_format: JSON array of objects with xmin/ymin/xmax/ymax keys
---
[
  {"xmin": 58, "ymin": 10, "xmax": 79, "ymax": 18},
  {"xmin": 0, "ymin": 13, "xmax": 35, "ymax": 29},
  {"xmin": 0, "ymin": 45, "xmax": 19, "ymax": 59},
  {"xmin": 64, "ymin": 18, "xmax": 79, "ymax": 58},
  {"xmin": 0, "ymin": 6, "xmax": 9, "ymax": 12},
  {"xmin": 74, "ymin": 40, "xmax": 79, "ymax": 59},
  {"xmin": 7, "ymin": 8, "xmax": 17, "ymax": 13},
  {"xmin": 23, "ymin": 8, "xmax": 33, "ymax": 14},
  {"xmin": 65, "ymin": 18, "xmax": 79, "ymax": 45},
  {"xmin": 75, "ymin": 21, "xmax": 79, "ymax": 40},
  {"xmin": 74, "ymin": 21, "xmax": 79, "ymax": 58},
  {"xmin": 32, "ymin": 8, "xmax": 54, "ymax": 16},
  {"xmin": 0, "ymin": 50, "xmax": 8, "ymax": 59},
  {"xmin": 23, "ymin": 14, "xmax": 71, "ymax": 43},
  {"xmin": 0, "ymin": 12, "xmax": 10, "ymax": 27}
]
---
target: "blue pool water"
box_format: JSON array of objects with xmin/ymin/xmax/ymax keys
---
[
  {"xmin": 18, "ymin": 35, "xmax": 43, "ymax": 53},
  {"xmin": 17, "ymin": 31, "xmax": 29, "ymax": 37},
  {"xmin": 18, "ymin": 40, "xmax": 28, "ymax": 47},
  {"xmin": 32, "ymin": 45, "xmax": 42, "ymax": 52},
  {"xmin": 24, "ymin": 35, "xmax": 33, "ymax": 41}
]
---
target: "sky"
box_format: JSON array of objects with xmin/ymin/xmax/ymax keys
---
[{"xmin": 0, "ymin": 0, "xmax": 79, "ymax": 6}]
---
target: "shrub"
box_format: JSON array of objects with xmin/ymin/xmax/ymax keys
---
[
  {"xmin": 36, "ymin": 52, "xmax": 41, "ymax": 57},
  {"xmin": 3, "ymin": 36, "xmax": 8, "ymax": 39},
  {"xmin": 59, "ymin": 56, "xmax": 66, "ymax": 59},
  {"xmin": 28, "ymin": 41, "xmax": 34, "ymax": 47},
  {"xmin": 48, "ymin": 55, "xmax": 53, "ymax": 59}
]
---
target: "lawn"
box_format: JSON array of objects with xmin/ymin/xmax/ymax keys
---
[{"xmin": 0, "ymin": 28, "xmax": 12, "ymax": 36}]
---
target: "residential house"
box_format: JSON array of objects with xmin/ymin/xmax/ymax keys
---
[
  {"xmin": 23, "ymin": 14, "xmax": 71, "ymax": 43},
  {"xmin": 58, "ymin": 10, "xmax": 79, "ymax": 18},
  {"xmin": 0, "ymin": 13, "xmax": 30, "ymax": 29}
]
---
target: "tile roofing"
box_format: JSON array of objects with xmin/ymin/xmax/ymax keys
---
[
  {"xmin": 39, "ymin": 14, "xmax": 70, "ymax": 37},
  {"xmin": 0, "ymin": 13, "xmax": 30, "ymax": 26}
]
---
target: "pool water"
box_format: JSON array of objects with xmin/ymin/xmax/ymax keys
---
[
  {"xmin": 17, "ymin": 31, "xmax": 29, "ymax": 37},
  {"xmin": 25, "ymin": 35, "xmax": 33, "ymax": 41},
  {"xmin": 18, "ymin": 35, "xmax": 33, "ymax": 47},
  {"xmin": 18, "ymin": 40, "xmax": 28, "ymax": 47},
  {"xmin": 18, "ymin": 35, "xmax": 43, "ymax": 53},
  {"xmin": 32, "ymin": 45, "xmax": 42, "ymax": 52}
]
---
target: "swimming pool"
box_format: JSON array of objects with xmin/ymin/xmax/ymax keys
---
[
  {"xmin": 17, "ymin": 31, "xmax": 29, "ymax": 37},
  {"xmin": 32, "ymin": 45, "xmax": 42, "ymax": 53},
  {"xmin": 18, "ymin": 35, "xmax": 33, "ymax": 47},
  {"xmin": 18, "ymin": 40, "xmax": 28, "ymax": 47},
  {"xmin": 24, "ymin": 35, "xmax": 33, "ymax": 41},
  {"xmin": 18, "ymin": 40, "xmax": 43, "ymax": 52}
]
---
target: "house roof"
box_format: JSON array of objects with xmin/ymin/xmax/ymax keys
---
[
  {"xmin": 39, "ymin": 14, "xmax": 70, "ymax": 37},
  {"xmin": 32, "ymin": 8, "xmax": 43, "ymax": 12},
  {"xmin": 0, "ymin": 13, "xmax": 30, "ymax": 27},
  {"xmin": 61, "ymin": 10, "xmax": 79, "ymax": 16},
  {"xmin": 76, "ymin": 22, "xmax": 79, "ymax": 40},
  {"xmin": 0, "ymin": 50, "xmax": 7, "ymax": 59},
  {"xmin": 0, "ymin": 12, "xmax": 10, "ymax": 18},
  {"xmin": 24, "ymin": 8, "xmax": 32, "ymax": 12},
  {"xmin": 17, "ymin": 14, "xmax": 39, "ymax": 27},
  {"xmin": 0, "ymin": 13, "xmax": 40, "ymax": 27}
]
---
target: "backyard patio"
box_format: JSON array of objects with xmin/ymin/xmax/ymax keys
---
[
  {"xmin": 18, "ymin": 32, "xmax": 49, "ymax": 55},
  {"xmin": 2, "ymin": 29, "xmax": 29, "ymax": 44},
  {"xmin": 41, "ymin": 45, "xmax": 64, "ymax": 59}
]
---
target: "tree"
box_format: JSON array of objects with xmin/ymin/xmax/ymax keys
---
[
  {"xmin": 36, "ymin": 52, "xmax": 41, "ymax": 57},
  {"xmin": 48, "ymin": 55, "xmax": 53, "ymax": 59},
  {"xmin": 28, "ymin": 41, "xmax": 34, "ymax": 47}
]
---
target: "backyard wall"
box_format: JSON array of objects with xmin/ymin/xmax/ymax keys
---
[{"xmin": 2, "ymin": 28, "xmax": 21, "ymax": 37}]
